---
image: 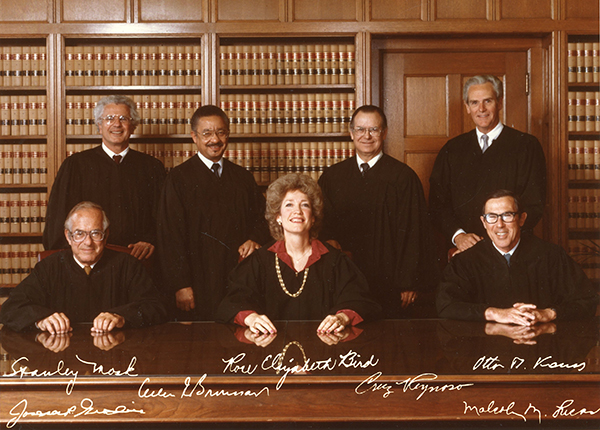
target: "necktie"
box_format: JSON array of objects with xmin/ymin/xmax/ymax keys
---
[
  {"xmin": 84, "ymin": 266, "xmax": 92, "ymax": 275},
  {"xmin": 211, "ymin": 163, "xmax": 221, "ymax": 178},
  {"xmin": 503, "ymin": 253, "xmax": 511, "ymax": 266},
  {"xmin": 481, "ymin": 134, "xmax": 489, "ymax": 153},
  {"xmin": 360, "ymin": 163, "xmax": 370, "ymax": 177},
  {"xmin": 113, "ymin": 154, "xmax": 122, "ymax": 164}
]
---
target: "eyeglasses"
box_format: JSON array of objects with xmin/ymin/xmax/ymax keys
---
[
  {"xmin": 482, "ymin": 212, "xmax": 518, "ymax": 224},
  {"xmin": 68, "ymin": 229, "xmax": 106, "ymax": 243},
  {"xmin": 352, "ymin": 127, "xmax": 383, "ymax": 137},
  {"xmin": 197, "ymin": 129, "xmax": 229, "ymax": 139},
  {"xmin": 101, "ymin": 115, "xmax": 132, "ymax": 125}
]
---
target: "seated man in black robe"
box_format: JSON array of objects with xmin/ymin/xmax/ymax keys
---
[
  {"xmin": 437, "ymin": 190, "xmax": 598, "ymax": 324},
  {"xmin": 43, "ymin": 95, "xmax": 166, "ymax": 261},
  {"xmin": 429, "ymin": 75, "xmax": 546, "ymax": 253},
  {"xmin": 0, "ymin": 201, "xmax": 167, "ymax": 333}
]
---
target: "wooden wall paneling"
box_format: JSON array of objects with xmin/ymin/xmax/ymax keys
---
[
  {"xmin": 215, "ymin": 0, "xmax": 281, "ymax": 22},
  {"xmin": 355, "ymin": 31, "xmax": 367, "ymax": 107},
  {"xmin": 138, "ymin": 0, "xmax": 205, "ymax": 22},
  {"xmin": 47, "ymin": 33, "xmax": 59, "ymax": 190},
  {"xmin": 292, "ymin": 0, "xmax": 359, "ymax": 21},
  {"xmin": 564, "ymin": 0, "xmax": 600, "ymax": 20},
  {"xmin": 434, "ymin": 0, "xmax": 489, "ymax": 20},
  {"xmin": 499, "ymin": 0, "xmax": 553, "ymax": 20},
  {"xmin": 206, "ymin": 33, "xmax": 217, "ymax": 106},
  {"xmin": 60, "ymin": 0, "xmax": 129, "ymax": 22},
  {"xmin": 0, "ymin": 0, "xmax": 51, "ymax": 22},
  {"xmin": 369, "ymin": 0, "xmax": 424, "ymax": 21}
]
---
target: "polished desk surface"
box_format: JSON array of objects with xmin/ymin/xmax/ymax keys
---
[{"xmin": 1, "ymin": 319, "xmax": 599, "ymax": 426}]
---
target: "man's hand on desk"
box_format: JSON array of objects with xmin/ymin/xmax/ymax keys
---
[
  {"xmin": 176, "ymin": 287, "xmax": 195, "ymax": 311},
  {"xmin": 91, "ymin": 312, "xmax": 125, "ymax": 333},
  {"xmin": 454, "ymin": 233, "xmax": 483, "ymax": 252},
  {"xmin": 128, "ymin": 241, "xmax": 155, "ymax": 260},
  {"xmin": 36, "ymin": 312, "xmax": 72, "ymax": 334},
  {"xmin": 92, "ymin": 330, "xmax": 126, "ymax": 351},
  {"xmin": 485, "ymin": 303, "xmax": 557, "ymax": 326},
  {"xmin": 36, "ymin": 331, "xmax": 72, "ymax": 352},
  {"xmin": 400, "ymin": 291, "xmax": 417, "ymax": 308}
]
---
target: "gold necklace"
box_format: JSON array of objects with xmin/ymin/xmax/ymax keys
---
[{"xmin": 275, "ymin": 253, "xmax": 309, "ymax": 298}]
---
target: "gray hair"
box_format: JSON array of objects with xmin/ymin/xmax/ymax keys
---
[
  {"xmin": 93, "ymin": 95, "xmax": 140, "ymax": 129},
  {"xmin": 463, "ymin": 75, "xmax": 503, "ymax": 102},
  {"xmin": 64, "ymin": 201, "xmax": 110, "ymax": 232}
]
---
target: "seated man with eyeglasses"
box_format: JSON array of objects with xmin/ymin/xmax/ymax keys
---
[
  {"xmin": 157, "ymin": 105, "xmax": 270, "ymax": 321},
  {"xmin": 318, "ymin": 105, "xmax": 438, "ymax": 318},
  {"xmin": 43, "ymin": 95, "xmax": 166, "ymax": 262},
  {"xmin": 0, "ymin": 201, "xmax": 167, "ymax": 333},
  {"xmin": 436, "ymin": 190, "xmax": 598, "ymax": 324}
]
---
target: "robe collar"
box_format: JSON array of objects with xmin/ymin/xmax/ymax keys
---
[{"xmin": 268, "ymin": 239, "xmax": 329, "ymax": 272}]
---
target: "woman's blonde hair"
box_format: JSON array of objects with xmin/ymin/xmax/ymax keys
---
[{"xmin": 265, "ymin": 173, "xmax": 323, "ymax": 241}]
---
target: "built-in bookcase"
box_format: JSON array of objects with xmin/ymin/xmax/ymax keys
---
[
  {"xmin": 566, "ymin": 34, "xmax": 600, "ymax": 285},
  {"xmin": 218, "ymin": 36, "xmax": 357, "ymax": 185},
  {"xmin": 0, "ymin": 38, "xmax": 49, "ymax": 291},
  {"xmin": 61, "ymin": 37, "xmax": 203, "ymax": 174}
]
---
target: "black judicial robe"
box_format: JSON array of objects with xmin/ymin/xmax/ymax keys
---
[
  {"xmin": 216, "ymin": 240, "xmax": 382, "ymax": 324},
  {"xmin": 436, "ymin": 234, "xmax": 598, "ymax": 321},
  {"xmin": 157, "ymin": 156, "xmax": 269, "ymax": 321},
  {"xmin": 0, "ymin": 249, "xmax": 167, "ymax": 332},
  {"xmin": 43, "ymin": 146, "xmax": 166, "ymax": 250},
  {"xmin": 318, "ymin": 154, "xmax": 438, "ymax": 318},
  {"xmin": 428, "ymin": 126, "xmax": 546, "ymax": 243}
]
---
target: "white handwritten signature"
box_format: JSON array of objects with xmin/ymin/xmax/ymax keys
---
[
  {"xmin": 7, "ymin": 398, "xmax": 144, "ymax": 428},
  {"xmin": 355, "ymin": 372, "xmax": 474, "ymax": 399}
]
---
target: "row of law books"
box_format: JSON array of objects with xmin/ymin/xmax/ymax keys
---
[
  {"xmin": 67, "ymin": 140, "xmax": 355, "ymax": 183},
  {"xmin": 219, "ymin": 44, "xmax": 355, "ymax": 86},
  {"xmin": 65, "ymin": 94, "xmax": 202, "ymax": 136},
  {"xmin": 567, "ymin": 240, "xmax": 600, "ymax": 280},
  {"xmin": 0, "ymin": 193, "xmax": 47, "ymax": 234},
  {"xmin": 224, "ymin": 141, "xmax": 355, "ymax": 183},
  {"xmin": 567, "ymin": 189, "xmax": 600, "ymax": 230},
  {"xmin": 567, "ymin": 42, "xmax": 600, "ymax": 84},
  {"xmin": 567, "ymin": 140, "xmax": 600, "ymax": 181},
  {"xmin": 0, "ymin": 46, "xmax": 47, "ymax": 87},
  {"xmin": 220, "ymin": 93, "xmax": 356, "ymax": 135},
  {"xmin": 65, "ymin": 45, "xmax": 202, "ymax": 87},
  {"xmin": 567, "ymin": 92, "xmax": 600, "ymax": 132},
  {"xmin": 0, "ymin": 144, "xmax": 48, "ymax": 185},
  {"xmin": 0, "ymin": 244, "xmax": 43, "ymax": 285},
  {"xmin": 0, "ymin": 95, "xmax": 48, "ymax": 136}
]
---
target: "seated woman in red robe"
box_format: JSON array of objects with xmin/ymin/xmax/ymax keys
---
[{"xmin": 216, "ymin": 173, "xmax": 381, "ymax": 335}]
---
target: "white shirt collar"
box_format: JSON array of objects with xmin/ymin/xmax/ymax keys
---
[
  {"xmin": 475, "ymin": 122, "xmax": 504, "ymax": 150},
  {"xmin": 197, "ymin": 152, "xmax": 223, "ymax": 171},
  {"xmin": 356, "ymin": 152, "xmax": 383, "ymax": 170},
  {"xmin": 72, "ymin": 255, "xmax": 98, "ymax": 269},
  {"xmin": 102, "ymin": 142, "xmax": 129, "ymax": 159},
  {"xmin": 492, "ymin": 238, "xmax": 520, "ymax": 257}
]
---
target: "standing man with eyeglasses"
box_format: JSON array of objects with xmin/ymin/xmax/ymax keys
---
[
  {"xmin": 1, "ymin": 201, "xmax": 166, "ymax": 333},
  {"xmin": 157, "ymin": 105, "xmax": 269, "ymax": 321},
  {"xmin": 437, "ymin": 190, "xmax": 597, "ymax": 324},
  {"xmin": 429, "ymin": 75, "xmax": 546, "ymax": 254},
  {"xmin": 43, "ymin": 95, "xmax": 166, "ymax": 261},
  {"xmin": 318, "ymin": 105, "xmax": 438, "ymax": 318}
]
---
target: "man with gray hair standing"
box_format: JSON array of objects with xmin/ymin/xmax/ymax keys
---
[
  {"xmin": 43, "ymin": 95, "xmax": 165, "ymax": 260},
  {"xmin": 429, "ymin": 75, "xmax": 546, "ymax": 253}
]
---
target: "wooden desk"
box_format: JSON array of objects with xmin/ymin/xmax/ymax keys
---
[{"xmin": 1, "ymin": 319, "xmax": 599, "ymax": 427}]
